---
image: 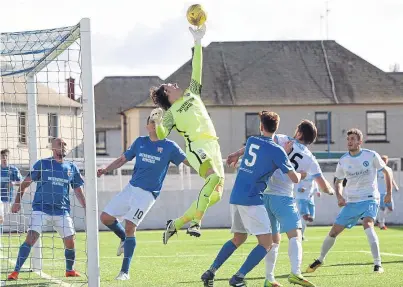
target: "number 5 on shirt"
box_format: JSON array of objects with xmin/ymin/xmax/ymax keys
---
[{"xmin": 244, "ymin": 144, "xmax": 260, "ymax": 167}]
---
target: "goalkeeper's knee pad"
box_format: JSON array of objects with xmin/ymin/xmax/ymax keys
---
[{"xmin": 201, "ymin": 173, "xmax": 221, "ymax": 198}]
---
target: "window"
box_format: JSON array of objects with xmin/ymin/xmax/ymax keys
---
[
  {"xmin": 48, "ymin": 113, "xmax": 58, "ymax": 142},
  {"xmin": 366, "ymin": 111, "xmax": 387, "ymax": 141},
  {"xmin": 245, "ymin": 113, "xmax": 260, "ymax": 139},
  {"xmin": 96, "ymin": 131, "xmax": 107, "ymax": 155},
  {"xmin": 18, "ymin": 112, "xmax": 27, "ymax": 144},
  {"xmin": 315, "ymin": 112, "xmax": 332, "ymax": 143}
]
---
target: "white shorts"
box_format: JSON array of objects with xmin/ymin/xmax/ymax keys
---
[
  {"xmin": 29, "ymin": 211, "xmax": 75, "ymax": 238},
  {"xmin": 103, "ymin": 184, "xmax": 156, "ymax": 226},
  {"xmin": 0, "ymin": 202, "xmax": 10, "ymax": 218},
  {"xmin": 230, "ymin": 204, "xmax": 272, "ymax": 235}
]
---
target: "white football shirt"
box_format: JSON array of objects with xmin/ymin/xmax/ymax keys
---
[
  {"xmin": 265, "ymin": 134, "xmax": 323, "ymax": 197},
  {"xmin": 334, "ymin": 149, "xmax": 386, "ymax": 203},
  {"xmin": 295, "ymin": 177, "xmax": 319, "ymax": 202}
]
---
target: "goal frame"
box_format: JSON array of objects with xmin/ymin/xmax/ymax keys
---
[{"xmin": 2, "ymin": 18, "xmax": 100, "ymax": 287}]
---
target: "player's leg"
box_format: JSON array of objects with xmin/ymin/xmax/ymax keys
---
[
  {"xmin": 297, "ymin": 199, "xmax": 311, "ymax": 240},
  {"xmin": 229, "ymin": 205, "xmax": 272, "ymax": 286},
  {"xmin": 201, "ymin": 205, "xmax": 247, "ymax": 286},
  {"xmin": 52, "ymin": 213, "xmax": 80, "ymax": 277},
  {"xmin": 117, "ymin": 187, "xmax": 156, "ymax": 280},
  {"xmin": 170, "ymin": 141, "xmax": 224, "ymax": 237},
  {"xmin": 263, "ymin": 194, "xmax": 282, "ymax": 287},
  {"xmin": 378, "ymin": 194, "xmax": 387, "ymax": 229},
  {"xmin": 380, "ymin": 197, "xmax": 394, "ymax": 230},
  {"xmin": 101, "ymin": 184, "xmax": 135, "ymax": 254},
  {"xmin": 306, "ymin": 201, "xmax": 363, "ymax": 273},
  {"xmin": 272, "ymin": 196, "xmax": 314, "ymax": 287},
  {"xmin": 361, "ymin": 201, "xmax": 383, "ymax": 273},
  {"xmin": 116, "ymin": 221, "xmax": 137, "ymax": 280},
  {"xmin": 8, "ymin": 211, "xmax": 44, "ymax": 280}
]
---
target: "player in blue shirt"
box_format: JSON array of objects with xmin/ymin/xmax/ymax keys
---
[
  {"xmin": 8, "ymin": 138, "xmax": 86, "ymax": 281},
  {"xmin": 201, "ymin": 111, "xmax": 302, "ymax": 287},
  {"xmin": 1, "ymin": 149, "xmax": 23, "ymax": 234},
  {"xmin": 97, "ymin": 116, "xmax": 187, "ymax": 281},
  {"xmin": 376, "ymin": 155, "xmax": 399, "ymax": 230}
]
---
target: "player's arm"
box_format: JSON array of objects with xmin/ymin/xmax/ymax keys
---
[
  {"xmin": 13, "ymin": 176, "xmax": 33, "ymax": 204},
  {"xmin": 334, "ymin": 160, "xmax": 346, "ymax": 206},
  {"xmin": 14, "ymin": 161, "xmax": 41, "ymax": 205},
  {"xmin": 287, "ymin": 170, "xmax": 302, "ymax": 183},
  {"xmin": 382, "ymin": 167, "xmax": 393, "ymax": 198},
  {"xmin": 71, "ymin": 164, "xmax": 86, "ymax": 209},
  {"xmin": 314, "ymin": 175, "xmax": 335, "ymax": 195},
  {"xmin": 188, "ymin": 25, "xmax": 205, "ymax": 96},
  {"xmin": 74, "ymin": 187, "xmax": 86, "ymax": 209},
  {"xmin": 97, "ymin": 154, "xmax": 128, "ymax": 177},
  {"xmin": 275, "ymin": 147, "xmax": 301, "ymax": 183},
  {"xmin": 11, "ymin": 168, "xmax": 23, "ymax": 186},
  {"xmin": 373, "ymin": 152, "xmax": 393, "ymax": 201},
  {"xmin": 226, "ymin": 147, "xmax": 245, "ymax": 167},
  {"xmin": 98, "ymin": 139, "xmax": 139, "ymax": 177},
  {"xmin": 150, "ymin": 108, "xmax": 175, "ymax": 140}
]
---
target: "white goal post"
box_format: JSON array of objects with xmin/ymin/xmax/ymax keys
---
[{"xmin": 1, "ymin": 18, "xmax": 100, "ymax": 286}]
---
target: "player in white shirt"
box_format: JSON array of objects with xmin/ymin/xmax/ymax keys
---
[
  {"xmin": 227, "ymin": 120, "xmax": 334, "ymax": 287},
  {"xmin": 295, "ymin": 176, "xmax": 321, "ymax": 240},
  {"xmin": 307, "ymin": 128, "xmax": 393, "ymax": 274},
  {"xmin": 376, "ymin": 155, "xmax": 399, "ymax": 230}
]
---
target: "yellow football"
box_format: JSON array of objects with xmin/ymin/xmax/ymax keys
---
[{"xmin": 186, "ymin": 4, "xmax": 207, "ymax": 27}]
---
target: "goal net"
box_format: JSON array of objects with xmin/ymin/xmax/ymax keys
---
[{"xmin": 1, "ymin": 19, "xmax": 99, "ymax": 286}]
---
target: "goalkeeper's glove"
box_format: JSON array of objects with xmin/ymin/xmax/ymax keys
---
[
  {"xmin": 150, "ymin": 108, "xmax": 163, "ymax": 125},
  {"xmin": 189, "ymin": 24, "xmax": 206, "ymax": 45}
]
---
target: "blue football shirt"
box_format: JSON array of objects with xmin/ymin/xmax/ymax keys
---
[
  {"xmin": 124, "ymin": 136, "xmax": 186, "ymax": 198},
  {"xmin": 29, "ymin": 158, "xmax": 84, "ymax": 215},
  {"xmin": 1, "ymin": 165, "xmax": 23, "ymax": 202},
  {"xmin": 230, "ymin": 136, "xmax": 294, "ymax": 206}
]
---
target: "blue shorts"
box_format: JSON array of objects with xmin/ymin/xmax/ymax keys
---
[
  {"xmin": 263, "ymin": 194, "xmax": 302, "ymax": 234},
  {"xmin": 297, "ymin": 199, "xmax": 315, "ymax": 218},
  {"xmin": 379, "ymin": 194, "xmax": 394, "ymax": 210},
  {"xmin": 335, "ymin": 200, "xmax": 379, "ymax": 229}
]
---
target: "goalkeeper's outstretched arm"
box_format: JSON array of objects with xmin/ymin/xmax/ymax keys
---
[{"xmin": 188, "ymin": 25, "xmax": 205, "ymax": 96}]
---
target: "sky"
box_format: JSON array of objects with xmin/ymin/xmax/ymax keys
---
[{"xmin": 1, "ymin": 0, "xmax": 402, "ymax": 84}]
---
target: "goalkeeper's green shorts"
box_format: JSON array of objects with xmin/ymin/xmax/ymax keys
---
[{"xmin": 186, "ymin": 139, "xmax": 225, "ymax": 179}]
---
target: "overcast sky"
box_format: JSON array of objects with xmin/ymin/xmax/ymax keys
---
[{"xmin": 1, "ymin": 0, "xmax": 402, "ymax": 84}]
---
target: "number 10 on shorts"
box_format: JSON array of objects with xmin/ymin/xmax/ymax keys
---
[{"xmin": 133, "ymin": 209, "xmax": 144, "ymax": 220}]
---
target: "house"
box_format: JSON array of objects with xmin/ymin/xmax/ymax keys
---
[
  {"xmin": 0, "ymin": 77, "xmax": 83, "ymax": 165},
  {"xmin": 121, "ymin": 40, "xmax": 403, "ymax": 158},
  {"xmin": 94, "ymin": 76, "xmax": 162, "ymax": 156}
]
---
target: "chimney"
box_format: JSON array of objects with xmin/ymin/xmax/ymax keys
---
[{"xmin": 67, "ymin": 77, "xmax": 75, "ymax": 100}]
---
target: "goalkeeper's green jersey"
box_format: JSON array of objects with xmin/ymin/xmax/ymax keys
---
[{"xmin": 156, "ymin": 44, "xmax": 218, "ymax": 143}]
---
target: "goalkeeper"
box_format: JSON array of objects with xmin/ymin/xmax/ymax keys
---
[{"xmin": 150, "ymin": 24, "xmax": 224, "ymax": 242}]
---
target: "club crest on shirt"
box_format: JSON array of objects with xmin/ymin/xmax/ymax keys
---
[
  {"xmin": 157, "ymin": 147, "xmax": 163, "ymax": 153},
  {"xmin": 196, "ymin": 148, "xmax": 207, "ymax": 161},
  {"xmin": 363, "ymin": 161, "xmax": 369, "ymax": 167},
  {"xmin": 67, "ymin": 169, "xmax": 72, "ymax": 177}
]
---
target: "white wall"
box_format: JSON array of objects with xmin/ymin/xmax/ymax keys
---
[{"xmin": 106, "ymin": 128, "xmax": 122, "ymax": 157}]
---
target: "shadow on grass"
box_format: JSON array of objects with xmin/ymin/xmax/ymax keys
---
[{"xmin": 324, "ymin": 260, "xmax": 403, "ymax": 268}]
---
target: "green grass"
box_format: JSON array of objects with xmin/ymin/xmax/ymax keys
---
[{"xmin": 1, "ymin": 226, "xmax": 403, "ymax": 286}]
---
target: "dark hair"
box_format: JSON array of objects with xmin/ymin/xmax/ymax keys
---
[
  {"xmin": 1, "ymin": 149, "xmax": 10, "ymax": 156},
  {"xmin": 259, "ymin": 111, "xmax": 280, "ymax": 133},
  {"xmin": 295, "ymin": 120, "xmax": 317, "ymax": 145},
  {"xmin": 150, "ymin": 86, "xmax": 171, "ymax": 111},
  {"xmin": 347, "ymin": 128, "xmax": 363, "ymax": 141}
]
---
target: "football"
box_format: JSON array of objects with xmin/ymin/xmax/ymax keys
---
[{"xmin": 186, "ymin": 4, "xmax": 207, "ymax": 27}]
